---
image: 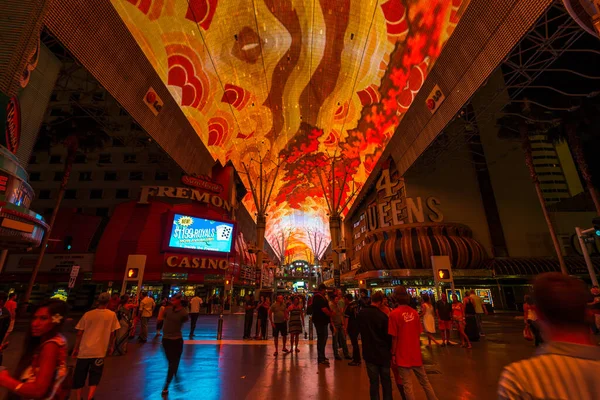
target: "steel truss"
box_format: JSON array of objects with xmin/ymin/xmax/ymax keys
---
[
  {"xmin": 410, "ymin": 0, "xmax": 591, "ymax": 174},
  {"xmin": 40, "ymin": 31, "xmax": 174, "ymax": 167}
]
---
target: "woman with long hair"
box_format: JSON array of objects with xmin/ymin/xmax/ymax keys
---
[
  {"xmin": 420, "ymin": 294, "xmax": 439, "ymax": 347},
  {"xmin": 524, "ymin": 295, "xmax": 543, "ymax": 346},
  {"xmin": 156, "ymin": 298, "xmax": 168, "ymax": 337},
  {"xmin": 452, "ymin": 294, "xmax": 471, "ymax": 348},
  {"xmin": 287, "ymin": 297, "xmax": 304, "ymax": 353},
  {"xmin": 0, "ymin": 299, "xmax": 69, "ymax": 399}
]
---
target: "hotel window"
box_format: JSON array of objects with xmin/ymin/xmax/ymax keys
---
[
  {"xmin": 39, "ymin": 190, "xmax": 51, "ymax": 199},
  {"xmin": 90, "ymin": 189, "xmax": 103, "ymax": 199},
  {"xmin": 98, "ymin": 153, "xmax": 112, "ymax": 164},
  {"xmin": 54, "ymin": 172, "xmax": 64, "ymax": 181},
  {"xmin": 49, "ymin": 155, "xmax": 62, "ymax": 164},
  {"xmin": 29, "ymin": 172, "xmax": 41, "ymax": 181},
  {"xmin": 155, "ymin": 171, "xmax": 169, "ymax": 181},
  {"xmin": 96, "ymin": 208, "xmax": 109, "ymax": 217},
  {"xmin": 104, "ymin": 171, "xmax": 118, "ymax": 181},
  {"xmin": 64, "ymin": 190, "xmax": 77, "ymax": 199},
  {"xmin": 74, "ymin": 153, "xmax": 87, "ymax": 164},
  {"xmin": 124, "ymin": 154, "xmax": 137, "ymax": 164},
  {"xmin": 129, "ymin": 171, "xmax": 143, "ymax": 181},
  {"xmin": 116, "ymin": 189, "xmax": 129, "ymax": 199},
  {"xmin": 79, "ymin": 171, "xmax": 92, "ymax": 182},
  {"xmin": 148, "ymin": 154, "xmax": 160, "ymax": 164}
]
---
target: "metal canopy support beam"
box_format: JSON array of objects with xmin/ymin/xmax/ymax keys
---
[
  {"xmin": 412, "ymin": 1, "xmax": 585, "ymax": 173},
  {"xmin": 43, "ymin": 0, "xmax": 215, "ymax": 176}
]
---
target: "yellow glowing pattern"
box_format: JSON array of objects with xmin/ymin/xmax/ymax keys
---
[{"xmin": 111, "ymin": 0, "xmax": 467, "ymax": 259}]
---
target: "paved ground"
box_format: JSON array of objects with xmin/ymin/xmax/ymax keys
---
[{"xmin": 0, "ymin": 313, "xmax": 543, "ymax": 400}]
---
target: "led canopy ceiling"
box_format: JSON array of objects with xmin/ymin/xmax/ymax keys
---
[{"xmin": 112, "ymin": 0, "xmax": 468, "ymax": 258}]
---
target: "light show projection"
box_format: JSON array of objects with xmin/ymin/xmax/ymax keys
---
[
  {"xmin": 168, "ymin": 214, "xmax": 234, "ymax": 253},
  {"xmin": 111, "ymin": 0, "xmax": 468, "ymax": 257}
]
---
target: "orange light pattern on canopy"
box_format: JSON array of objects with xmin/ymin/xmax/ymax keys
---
[{"xmin": 111, "ymin": 0, "xmax": 468, "ymax": 255}]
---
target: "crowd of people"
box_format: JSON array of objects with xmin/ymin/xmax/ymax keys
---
[{"xmin": 0, "ymin": 273, "xmax": 595, "ymax": 399}]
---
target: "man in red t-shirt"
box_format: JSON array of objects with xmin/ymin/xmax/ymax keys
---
[{"xmin": 389, "ymin": 286, "xmax": 438, "ymax": 400}]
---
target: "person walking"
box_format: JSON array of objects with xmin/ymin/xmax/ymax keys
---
[
  {"xmin": 114, "ymin": 295, "xmax": 136, "ymax": 355},
  {"xmin": 498, "ymin": 273, "xmax": 600, "ymax": 400},
  {"xmin": 463, "ymin": 294, "xmax": 479, "ymax": 343},
  {"xmin": 138, "ymin": 291, "xmax": 155, "ymax": 343},
  {"xmin": 156, "ymin": 298, "xmax": 168, "ymax": 337},
  {"xmin": 255, "ymin": 296, "xmax": 265, "ymax": 339},
  {"xmin": 189, "ymin": 292, "xmax": 202, "ymax": 338},
  {"xmin": 469, "ymin": 290, "xmax": 487, "ymax": 336},
  {"xmin": 587, "ymin": 285, "xmax": 600, "ymax": 334},
  {"xmin": 329, "ymin": 293, "xmax": 351, "ymax": 360},
  {"xmin": 389, "ymin": 286, "xmax": 438, "ymax": 400},
  {"xmin": 243, "ymin": 295, "xmax": 256, "ymax": 340},
  {"xmin": 523, "ymin": 295, "xmax": 543, "ymax": 347},
  {"xmin": 107, "ymin": 293, "xmax": 120, "ymax": 312},
  {"xmin": 312, "ymin": 284, "xmax": 333, "ymax": 365},
  {"xmin": 374, "ymin": 292, "xmax": 407, "ymax": 399},
  {"xmin": 452, "ymin": 294, "xmax": 471, "ymax": 348},
  {"xmin": 358, "ymin": 291, "xmax": 393, "ymax": 400},
  {"xmin": 0, "ymin": 300, "xmax": 69, "ymax": 399},
  {"xmin": 258, "ymin": 297, "xmax": 270, "ymax": 340},
  {"xmin": 436, "ymin": 293, "xmax": 453, "ymax": 346},
  {"xmin": 0, "ymin": 293, "xmax": 11, "ymax": 360},
  {"xmin": 420, "ymin": 294, "xmax": 439, "ymax": 347},
  {"xmin": 5, "ymin": 293, "xmax": 17, "ymax": 336},
  {"xmin": 344, "ymin": 293, "xmax": 361, "ymax": 366},
  {"xmin": 269, "ymin": 295, "xmax": 289, "ymax": 356},
  {"xmin": 72, "ymin": 293, "xmax": 120, "ymax": 400},
  {"xmin": 288, "ymin": 297, "xmax": 304, "ymax": 353},
  {"xmin": 158, "ymin": 293, "xmax": 188, "ymax": 396}
]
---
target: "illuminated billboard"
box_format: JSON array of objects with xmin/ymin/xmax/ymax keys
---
[{"xmin": 166, "ymin": 214, "xmax": 234, "ymax": 254}]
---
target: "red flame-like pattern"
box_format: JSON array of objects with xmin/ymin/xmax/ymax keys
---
[
  {"xmin": 166, "ymin": 46, "xmax": 210, "ymax": 111},
  {"xmin": 357, "ymin": 85, "xmax": 381, "ymax": 106},
  {"xmin": 221, "ymin": 83, "xmax": 251, "ymax": 110},
  {"xmin": 208, "ymin": 116, "xmax": 230, "ymax": 146},
  {"xmin": 381, "ymin": 0, "xmax": 409, "ymax": 38},
  {"xmin": 185, "ymin": 0, "xmax": 218, "ymax": 31},
  {"xmin": 125, "ymin": 0, "xmax": 164, "ymax": 20},
  {"xmin": 396, "ymin": 59, "xmax": 428, "ymax": 115}
]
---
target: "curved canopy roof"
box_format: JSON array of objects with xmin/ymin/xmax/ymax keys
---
[{"xmin": 111, "ymin": 0, "xmax": 468, "ymax": 258}]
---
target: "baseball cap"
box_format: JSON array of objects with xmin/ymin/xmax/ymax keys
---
[{"xmin": 98, "ymin": 292, "xmax": 111, "ymax": 304}]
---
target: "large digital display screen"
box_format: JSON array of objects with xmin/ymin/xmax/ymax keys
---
[{"xmin": 168, "ymin": 214, "xmax": 234, "ymax": 253}]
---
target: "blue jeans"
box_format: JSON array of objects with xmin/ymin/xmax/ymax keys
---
[
  {"xmin": 332, "ymin": 325, "xmax": 350, "ymax": 357},
  {"xmin": 366, "ymin": 362, "xmax": 392, "ymax": 400},
  {"xmin": 314, "ymin": 322, "xmax": 328, "ymax": 362}
]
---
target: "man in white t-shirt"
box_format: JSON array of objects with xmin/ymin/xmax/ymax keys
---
[
  {"xmin": 138, "ymin": 291, "xmax": 155, "ymax": 343},
  {"xmin": 72, "ymin": 292, "xmax": 120, "ymax": 400},
  {"xmin": 189, "ymin": 292, "xmax": 203, "ymax": 337}
]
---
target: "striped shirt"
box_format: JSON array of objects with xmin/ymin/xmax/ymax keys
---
[{"xmin": 497, "ymin": 341, "xmax": 600, "ymax": 400}]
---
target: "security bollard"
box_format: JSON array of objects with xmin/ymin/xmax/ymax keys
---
[
  {"xmin": 217, "ymin": 313, "xmax": 224, "ymax": 340},
  {"xmin": 308, "ymin": 315, "xmax": 313, "ymax": 340}
]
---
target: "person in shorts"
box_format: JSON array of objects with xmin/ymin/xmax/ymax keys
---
[
  {"xmin": 269, "ymin": 295, "xmax": 289, "ymax": 356},
  {"xmin": 436, "ymin": 293, "xmax": 453, "ymax": 346},
  {"xmin": 72, "ymin": 292, "xmax": 120, "ymax": 400}
]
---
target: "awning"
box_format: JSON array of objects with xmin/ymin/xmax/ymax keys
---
[
  {"xmin": 323, "ymin": 269, "xmax": 360, "ymax": 286},
  {"xmin": 487, "ymin": 257, "xmax": 600, "ymax": 277}
]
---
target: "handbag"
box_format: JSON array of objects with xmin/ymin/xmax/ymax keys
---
[{"xmin": 523, "ymin": 325, "xmax": 533, "ymax": 341}]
